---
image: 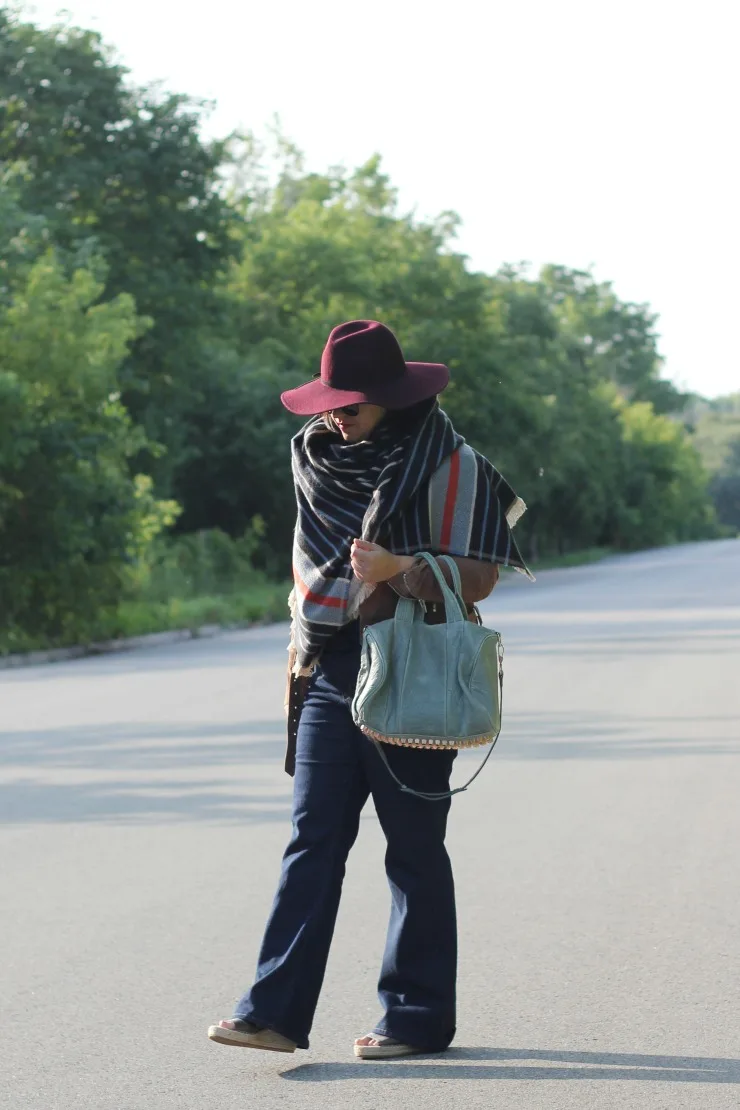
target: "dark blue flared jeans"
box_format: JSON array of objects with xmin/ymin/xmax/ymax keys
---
[{"xmin": 233, "ymin": 622, "xmax": 457, "ymax": 1051}]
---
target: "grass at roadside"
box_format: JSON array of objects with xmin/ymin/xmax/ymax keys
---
[
  {"xmin": 0, "ymin": 579, "xmax": 292, "ymax": 657},
  {"xmin": 98, "ymin": 581, "xmax": 292, "ymax": 640},
  {"xmin": 527, "ymin": 546, "xmax": 613, "ymax": 571}
]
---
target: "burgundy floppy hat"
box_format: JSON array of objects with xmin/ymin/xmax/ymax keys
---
[{"xmin": 280, "ymin": 320, "xmax": 450, "ymax": 416}]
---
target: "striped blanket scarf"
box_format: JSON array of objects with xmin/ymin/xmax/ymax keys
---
[{"xmin": 290, "ymin": 401, "xmax": 529, "ymax": 673}]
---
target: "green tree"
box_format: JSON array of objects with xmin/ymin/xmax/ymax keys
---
[
  {"xmin": 0, "ymin": 249, "xmax": 177, "ymax": 650},
  {"xmin": 170, "ymin": 342, "xmax": 303, "ymax": 567},
  {"xmin": 0, "ymin": 10, "xmax": 238, "ymax": 480},
  {"xmin": 611, "ymin": 399, "xmax": 715, "ymax": 548},
  {"xmin": 709, "ymin": 437, "xmax": 740, "ymax": 531},
  {"xmin": 688, "ymin": 392, "xmax": 740, "ymax": 472},
  {"xmin": 538, "ymin": 265, "xmax": 686, "ymax": 414}
]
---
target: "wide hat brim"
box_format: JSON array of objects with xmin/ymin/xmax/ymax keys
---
[{"xmin": 281, "ymin": 361, "xmax": 450, "ymax": 416}]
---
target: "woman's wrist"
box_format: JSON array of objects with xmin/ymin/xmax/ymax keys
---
[
  {"xmin": 392, "ymin": 554, "xmax": 417, "ymax": 577},
  {"xmin": 386, "ymin": 554, "xmax": 419, "ymax": 595}
]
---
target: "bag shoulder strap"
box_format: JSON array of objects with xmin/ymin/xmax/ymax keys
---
[{"xmin": 370, "ymin": 646, "xmax": 504, "ymax": 802}]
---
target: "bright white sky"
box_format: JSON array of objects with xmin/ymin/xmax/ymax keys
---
[{"xmin": 25, "ymin": 0, "xmax": 740, "ymax": 398}]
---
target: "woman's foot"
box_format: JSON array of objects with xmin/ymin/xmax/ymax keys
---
[
  {"xmin": 354, "ymin": 1034, "xmax": 422, "ymax": 1059},
  {"xmin": 207, "ymin": 1019, "xmax": 296, "ymax": 1053}
]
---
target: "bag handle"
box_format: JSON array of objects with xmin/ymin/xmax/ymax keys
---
[
  {"xmin": 394, "ymin": 552, "xmax": 467, "ymax": 625},
  {"xmin": 439, "ymin": 553, "xmax": 462, "ymax": 594},
  {"xmin": 370, "ymin": 648, "xmax": 504, "ymax": 802},
  {"xmin": 438, "ymin": 555, "xmax": 469, "ymax": 620},
  {"xmin": 414, "ymin": 551, "xmax": 468, "ymax": 623},
  {"xmin": 393, "ymin": 552, "xmax": 467, "ymax": 627}
]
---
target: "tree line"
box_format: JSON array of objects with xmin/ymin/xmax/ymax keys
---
[
  {"xmin": 687, "ymin": 393, "xmax": 740, "ymax": 531},
  {"xmin": 0, "ymin": 10, "xmax": 724, "ymax": 650}
]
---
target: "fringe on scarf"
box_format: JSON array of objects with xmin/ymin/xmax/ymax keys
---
[
  {"xmin": 288, "ymin": 588, "xmax": 314, "ymax": 678},
  {"xmin": 506, "ymin": 495, "xmax": 528, "ymax": 529}
]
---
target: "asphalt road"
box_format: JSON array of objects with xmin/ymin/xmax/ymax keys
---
[{"xmin": 2, "ymin": 539, "xmax": 740, "ymax": 1110}]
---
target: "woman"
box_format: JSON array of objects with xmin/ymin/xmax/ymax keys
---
[{"xmin": 209, "ymin": 320, "xmax": 528, "ymax": 1059}]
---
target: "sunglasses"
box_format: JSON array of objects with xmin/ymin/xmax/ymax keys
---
[{"xmin": 330, "ymin": 404, "xmax": 361, "ymax": 417}]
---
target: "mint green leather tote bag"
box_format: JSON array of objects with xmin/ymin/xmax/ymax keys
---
[{"xmin": 351, "ymin": 552, "xmax": 504, "ymax": 800}]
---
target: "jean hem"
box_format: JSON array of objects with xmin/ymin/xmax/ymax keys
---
[
  {"xmin": 233, "ymin": 1009, "xmax": 310, "ymax": 1051},
  {"xmin": 372, "ymin": 1023, "xmax": 455, "ymax": 1053}
]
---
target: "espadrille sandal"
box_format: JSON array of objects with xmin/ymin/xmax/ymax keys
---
[
  {"xmin": 354, "ymin": 1034, "xmax": 421, "ymax": 1059},
  {"xmin": 207, "ymin": 1019, "xmax": 296, "ymax": 1053}
]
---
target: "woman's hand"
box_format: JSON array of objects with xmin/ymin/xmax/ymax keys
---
[{"xmin": 350, "ymin": 540, "xmax": 415, "ymax": 584}]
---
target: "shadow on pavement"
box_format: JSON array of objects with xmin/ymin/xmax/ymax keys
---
[
  {"xmin": 489, "ymin": 710, "xmax": 740, "ymax": 760},
  {"xmin": 0, "ymin": 628, "xmax": 290, "ymax": 681},
  {"xmin": 507, "ymin": 628, "xmax": 740, "ymax": 656},
  {"xmin": 0, "ymin": 777, "xmax": 291, "ymax": 824},
  {"xmin": 0, "ymin": 719, "xmax": 286, "ymax": 768},
  {"xmin": 3, "ymin": 703, "xmax": 739, "ymax": 823},
  {"xmin": 0, "ymin": 718, "xmax": 294, "ymax": 822},
  {"xmin": 281, "ymin": 1046, "xmax": 740, "ymax": 1084}
]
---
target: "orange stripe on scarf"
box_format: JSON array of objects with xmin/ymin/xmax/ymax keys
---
[
  {"xmin": 293, "ymin": 569, "xmax": 348, "ymax": 609},
  {"xmin": 440, "ymin": 448, "xmax": 461, "ymax": 550}
]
